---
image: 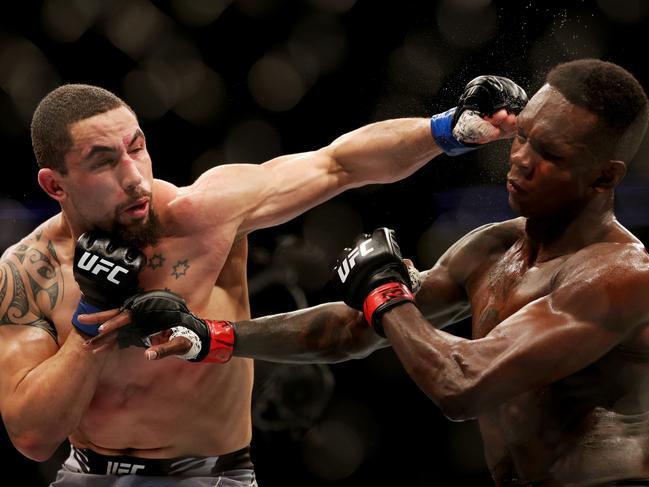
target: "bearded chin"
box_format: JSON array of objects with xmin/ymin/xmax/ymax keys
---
[{"xmin": 110, "ymin": 207, "xmax": 161, "ymax": 249}]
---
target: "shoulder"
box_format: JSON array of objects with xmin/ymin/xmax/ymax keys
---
[
  {"xmin": 0, "ymin": 221, "xmax": 63, "ymax": 342},
  {"xmin": 439, "ymin": 218, "xmax": 523, "ymax": 269},
  {"xmin": 552, "ymin": 242, "xmax": 649, "ymax": 330}
]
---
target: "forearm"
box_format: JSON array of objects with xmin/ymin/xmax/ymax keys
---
[
  {"xmin": 382, "ymin": 304, "xmax": 487, "ymax": 421},
  {"xmin": 325, "ymin": 118, "xmax": 443, "ymax": 185},
  {"xmin": 5, "ymin": 332, "xmax": 107, "ymax": 460},
  {"xmin": 234, "ymin": 302, "xmax": 388, "ymax": 363}
]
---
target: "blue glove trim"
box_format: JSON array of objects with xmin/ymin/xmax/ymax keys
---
[
  {"xmin": 72, "ymin": 299, "xmax": 103, "ymax": 336},
  {"xmin": 430, "ymin": 107, "xmax": 479, "ymax": 156}
]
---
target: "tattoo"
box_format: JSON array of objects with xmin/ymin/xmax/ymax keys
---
[
  {"xmin": 13, "ymin": 244, "xmax": 28, "ymax": 264},
  {"xmin": 0, "ymin": 241, "xmax": 61, "ymax": 340},
  {"xmin": 171, "ymin": 259, "xmax": 190, "ymax": 279},
  {"xmin": 1, "ymin": 260, "xmax": 30, "ymax": 323},
  {"xmin": 47, "ymin": 240, "xmax": 60, "ymax": 265},
  {"xmin": 148, "ymin": 253, "xmax": 165, "ymax": 270}
]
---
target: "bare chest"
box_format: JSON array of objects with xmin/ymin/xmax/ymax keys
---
[{"xmin": 469, "ymin": 244, "xmax": 566, "ymax": 338}]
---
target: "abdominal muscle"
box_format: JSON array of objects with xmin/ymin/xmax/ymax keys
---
[{"xmin": 71, "ymin": 350, "xmax": 254, "ymax": 457}]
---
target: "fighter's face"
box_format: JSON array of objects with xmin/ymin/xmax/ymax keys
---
[
  {"xmin": 58, "ymin": 106, "xmax": 156, "ymax": 242},
  {"xmin": 506, "ymin": 84, "xmax": 603, "ymax": 219}
]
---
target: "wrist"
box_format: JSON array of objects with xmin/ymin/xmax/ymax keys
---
[
  {"xmin": 430, "ymin": 108, "xmax": 478, "ymax": 156},
  {"xmin": 198, "ymin": 320, "xmax": 236, "ymax": 363},
  {"xmin": 71, "ymin": 299, "xmax": 104, "ymax": 337},
  {"xmin": 363, "ymin": 282, "xmax": 414, "ymax": 337}
]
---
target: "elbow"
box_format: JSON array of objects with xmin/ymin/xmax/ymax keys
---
[
  {"xmin": 4, "ymin": 412, "xmax": 64, "ymax": 462},
  {"xmin": 407, "ymin": 363, "xmax": 480, "ymax": 422},
  {"xmin": 8, "ymin": 430, "xmax": 61, "ymax": 462}
]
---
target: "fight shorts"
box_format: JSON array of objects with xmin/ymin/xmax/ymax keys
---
[{"xmin": 50, "ymin": 445, "xmax": 258, "ymax": 487}]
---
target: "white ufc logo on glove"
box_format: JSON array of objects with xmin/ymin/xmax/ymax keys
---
[
  {"xmin": 77, "ymin": 251, "xmax": 129, "ymax": 284},
  {"xmin": 337, "ymin": 239, "xmax": 374, "ymax": 283}
]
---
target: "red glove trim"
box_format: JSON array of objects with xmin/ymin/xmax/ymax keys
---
[
  {"xmin": 363, "ymin": 282, "xmax": 414, "ymax": 328},
  {"xmin": 203, "ymin": 320, "xmax": 235, "ymax": 363}
]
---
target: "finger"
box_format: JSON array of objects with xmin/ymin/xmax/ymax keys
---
[
  {"xmin": 145, "ymin": 336, "xmax": 193, "ymax": 360},
  {"xmin": 403, "ymin": 258, "xmax": 414, "ymax": 267},
  {"xmin": 84, "ymin": 329, "xmax": 119, "ymax": 351},
  {"xmin": 97, "ymin": 310, "xmax": 133, "ymax": 334},
  {"xmin": 76, "ymin": 308, "xmax": 122, "ymax": 324}
]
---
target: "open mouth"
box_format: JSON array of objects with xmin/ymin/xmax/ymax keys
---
[{"xmin": 123, "ymin": 198, "xmax": 149, "ymax": 218}]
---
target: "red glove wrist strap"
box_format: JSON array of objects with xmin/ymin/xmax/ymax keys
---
[
  {"xmin": 203, "ymin": 320, "xmax": 235, "ymax": 363},
  {"xmin": 363, "ymin": 282, "xmax": 414, "ymax": 328}
]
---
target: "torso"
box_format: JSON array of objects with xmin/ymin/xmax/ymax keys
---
[
  {"xmin": 11, "ymin": 180, "xmax": 254, "ymax": 458},
  {"xmin": 464, "ymin": 218, "xmax": 649, "ymax": 486}
]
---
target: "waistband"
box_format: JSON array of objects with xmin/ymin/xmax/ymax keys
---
[{"xmin": 65, "ymin": 445, "xmax": 253, "ymax": 476}]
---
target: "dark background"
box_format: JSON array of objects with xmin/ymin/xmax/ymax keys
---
[{"xmin": 2, "ymin": 1, "xmax": 649, "ymax": 486}]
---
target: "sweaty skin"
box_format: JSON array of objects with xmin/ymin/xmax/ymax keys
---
[
  {"xmin": 5, "ymin": 103, "xmax": 514, "ymax": 461},
  {"xmin": 379, "ymin": 86, "xmax": 649, "ymax": 486},
  {"xmin": 127, "ymin": 84, "xmax": 649, "ymax": 485}
]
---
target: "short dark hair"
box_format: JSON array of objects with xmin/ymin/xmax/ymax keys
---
[
  {"xmin": 31, "ymin": 84, "xmax": 135, "ymax": 174},
  {"xmin": 546, "ymin": 59, "xmax": 649, "ymax": 162}
]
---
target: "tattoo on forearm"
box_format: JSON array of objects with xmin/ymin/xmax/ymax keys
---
[{"xmin": 171, "ymin": 259, "xmax": 190, "ymax": 279}]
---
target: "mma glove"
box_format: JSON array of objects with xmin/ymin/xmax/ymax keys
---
[
  {"xmin": 116, "ymin": 290, "xmax": 235, "ymax": 363},
  {"xmin": 72, "ymin": 231, "xmax": 146, "ymax": 336},
  {"xmin": 331, "ymin": 228, "xmax": 415, "ymax": 337},
  {"xmin": 431, "ymin": 75, "xmax": 528, "ymax": 156}
]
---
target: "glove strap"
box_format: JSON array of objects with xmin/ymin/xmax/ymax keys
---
[
  {"xmin": 202, "ymin": 320, "xmax": 235, "ymax": 363},
  {"xmin": 363, "ymin": 282, "xmax": 414, "ymax": 337},
  {"xmin": 430, "ymin": 107, "xmax": 478, "ymax": 156},
  {"xmin": 71, "ymin": 299, "xmax": 104, "ymax": 337}
]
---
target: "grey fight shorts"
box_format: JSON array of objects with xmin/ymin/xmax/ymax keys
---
[{"xmin": 50, "ymin": 445, "xmax": 258, "ymax": 487}]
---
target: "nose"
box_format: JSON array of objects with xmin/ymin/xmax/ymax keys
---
[
  {"xmin": 509, "ymin": 139, "xmax": 535, "ymax": 178},
  {"xmin": 119, "ymin": 155, "xmax": 144, "ymax": 192}
]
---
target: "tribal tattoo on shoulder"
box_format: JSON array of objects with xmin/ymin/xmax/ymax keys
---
[{"xmin": 0, "ymin": 240, "xmax": 62, "ymax": 340}]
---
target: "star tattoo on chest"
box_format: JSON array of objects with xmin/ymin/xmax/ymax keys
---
[
  {"xmin": 147, "ymin": 254, "xmax": 165, "ymax": 270},
  {"xmin": 171, "ymin": 259, "xmax": 190, "ymax": 279}
]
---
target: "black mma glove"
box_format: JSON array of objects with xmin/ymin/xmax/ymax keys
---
[
  {"xmin": 331, "ymin": 228, "xmax": 414, "ymax": 337},
  {"xmin": 72, "ymin": 231, "xmax": 146, "ymax": 336},
  {"xmin": 431, "ymin": 75, "xmax": 528, "ymax": 156},
  {"xmin": 117, "ymin": 290, "xmax": 235, "ymax": 363}
]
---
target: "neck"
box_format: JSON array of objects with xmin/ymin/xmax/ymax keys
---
[{"xmin": 523, "ymin": 192, "xmax": 615, "ymax": 263}]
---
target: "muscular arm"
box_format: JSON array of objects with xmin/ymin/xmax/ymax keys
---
[
  {"xmin": 0, "ymin": 243, "xmax": 107, "ymax": 461},
  {"xmin": 381, "ymin": 244, "xmax": 649, "ymax": 421}
]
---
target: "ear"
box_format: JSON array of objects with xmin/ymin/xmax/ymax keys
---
[
  {"xmin": 37, "ymin": 168, "xmax": 67, "ymax": 202},
  {"xmin": 592, "ymin": 160, "xmax": 626, "ymax": 191}
]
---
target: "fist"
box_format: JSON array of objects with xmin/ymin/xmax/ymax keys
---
[
  {"xmin": 432, "ymin": 75, "xmax": 528, "ymax": 156},
  {"xmin": 117, "ymin": 290, "xmax": 235, "ymax": 363},
  {"xmin": 72, "ymin": 231, "xmax": 146, "ymax": 335},
  {"xmin": 455, "ymin": 75, "xmax": 528, "ymax": 124},
  {"xmin": 332, "ymin": 228, "xmax": 414, "ymax": 335}
]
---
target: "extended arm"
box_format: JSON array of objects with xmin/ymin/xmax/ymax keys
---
[{"xmin": 181, "ymin": 76, "xmax": 527, "ymax": 234}]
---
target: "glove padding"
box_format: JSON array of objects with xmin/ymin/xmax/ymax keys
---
[
  {"xmin": 431, "ymin": 75, "xmax": 528, "ymax": 156},
  {"xmin": 117, "ymin": 290, "xmax": 235, "ymax": 363},
  {"xmin": 331, "ymin": 228, "xmax": 414, "ymax": 336},
  {"xmin": 72, "ymin": 231, "xmax": 146, "ymax": 336}
]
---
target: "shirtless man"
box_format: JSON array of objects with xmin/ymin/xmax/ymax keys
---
[
  {"xmin": 0, "ymin": 76, "xmax": 525, "ymax": 486},
  {"xmin": 99, "ymin": 59, "xmax": 649, "ymax": 485}
]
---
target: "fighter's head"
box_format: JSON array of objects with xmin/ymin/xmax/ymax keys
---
[
  {"xmin": 33, "ymin": 84, "xmax": 159, "ymax": 247},
  {"xmin": 507, "ymin": 59, "xmax": 648, "ymax": 219}
]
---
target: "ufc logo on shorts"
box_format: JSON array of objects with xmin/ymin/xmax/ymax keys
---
[
  {"xmin": 106, "ymin": 461, "xmax": 145, "ymax": 475},
  {"xmin": 77, "ymin": 251, "xmax": 129, "ymax": 284},
  {"xmin": 337, "ymin": 239, "xmax": 374, "ymax": 283}
]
